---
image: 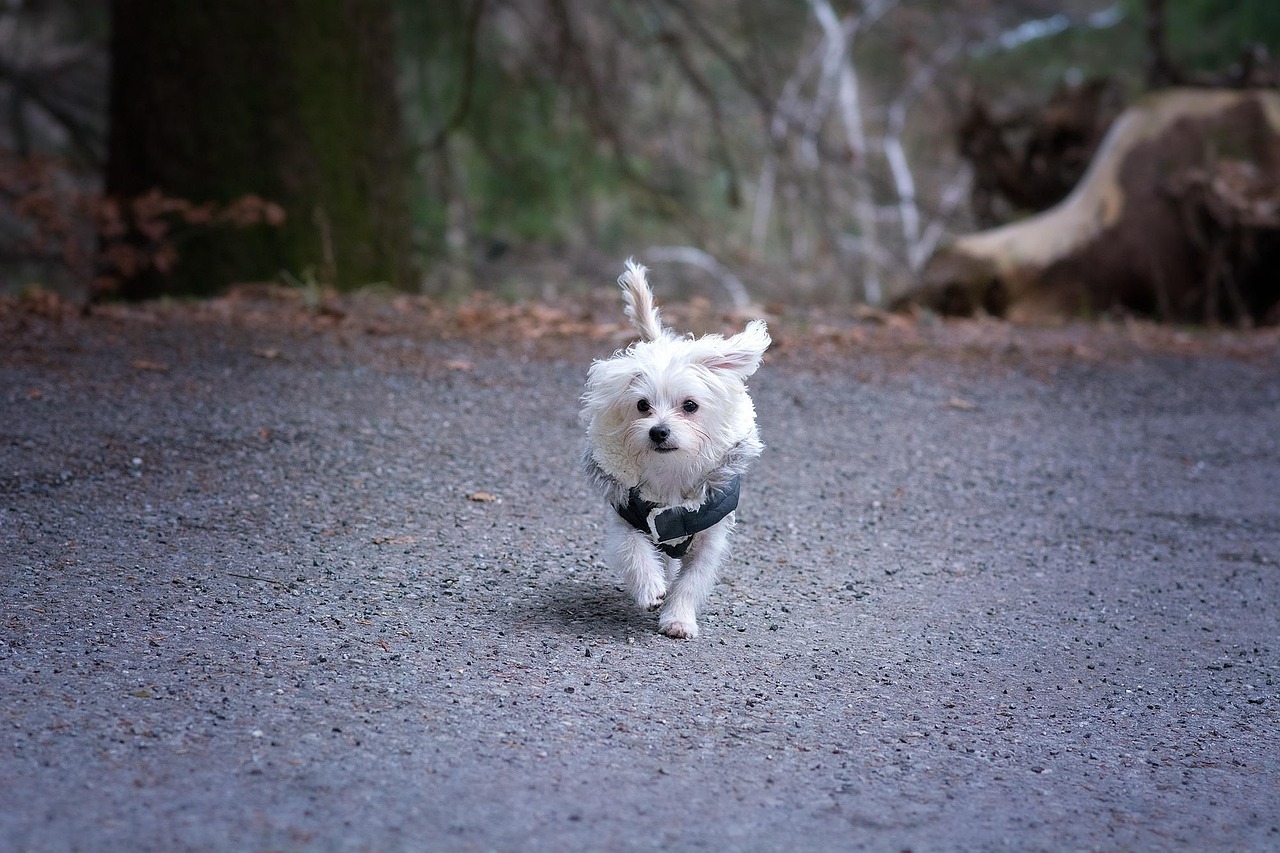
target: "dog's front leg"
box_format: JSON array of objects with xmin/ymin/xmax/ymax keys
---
[
  {"xmin": 607, "ymin": 515, "xmax": 667, "ymax": 610},
  {"xmin": 658, "ymin": 517, "xmax": 733, "ymax": 639}
]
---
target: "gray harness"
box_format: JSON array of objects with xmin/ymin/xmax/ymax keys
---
[{"xmin": 615, "ymin": 475, "xmax": 741, "ymax": 558}]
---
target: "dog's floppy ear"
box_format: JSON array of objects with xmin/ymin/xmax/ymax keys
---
[{"xmin": 698, "ymin": 320, "xmax": 770, "ymax": 378}]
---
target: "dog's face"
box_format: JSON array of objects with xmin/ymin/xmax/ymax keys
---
[{"xmin": 582, "ymin": 321, "xmax": 769, "ymax": 492}]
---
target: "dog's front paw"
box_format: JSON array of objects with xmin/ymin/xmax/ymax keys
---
[
  {"xmin": 658, "ymin": 618, "xmax": 699, "ymax": 640},
  {"xmin": 633, "ymin": 581, "xmax": 666, "ymax": 611}
]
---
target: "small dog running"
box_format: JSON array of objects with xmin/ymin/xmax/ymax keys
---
[{"xmin": 581, "ymin": 260, "xmax": 770, "ymax": 638}]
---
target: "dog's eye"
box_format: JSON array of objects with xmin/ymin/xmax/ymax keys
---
[
  {"xmin": 682, "ymin": 399, "xmax": 699, "ymax": 413},
  {"xmin": 637, "ymin": 399, "xmax": 651, "ymax": 413}
]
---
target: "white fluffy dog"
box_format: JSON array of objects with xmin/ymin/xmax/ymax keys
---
[{"xmin": 581, "ymin": 260, "xmax": 770, "ymax": 638}]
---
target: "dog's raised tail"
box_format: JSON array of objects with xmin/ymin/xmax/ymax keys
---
[{"xmin": 618, "ymin": 259, "xmax": 665, "ymax": 342}]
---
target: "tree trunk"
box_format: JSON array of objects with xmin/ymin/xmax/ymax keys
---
[{"xmin": 106, "ymin": 0, "xmax": 412, "ymax": 298}]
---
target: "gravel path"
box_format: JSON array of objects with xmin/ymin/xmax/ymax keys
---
[{"xmin": 3, "ymin": 302, "xmax": 1279, "ymax": 851}]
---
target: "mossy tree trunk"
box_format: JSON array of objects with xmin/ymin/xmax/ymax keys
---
[{"xmin": 106, "ymin": 0, "xmax": 412, "ymax": 298}]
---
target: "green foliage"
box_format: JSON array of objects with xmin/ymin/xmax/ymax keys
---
[
  {"xmin": 399, "ymin": 1, "xmax": 628, "ymax": 258},
  {"xmin": 968, "ymin": 1, "xmax": 1280, "ymax": 106},
  {"xmin": 462, "ymin": 75, "xmax": 615, "ymax": 242},
  {"xmin": 966, "ymin": 9, "xmax": 1141, "ymax": 100},
  {"xmin": 1149, "ymin": 0, "xmax": 1280, "ymax": 69}
]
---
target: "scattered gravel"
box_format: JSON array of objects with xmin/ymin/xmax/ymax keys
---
[{"xmin": 2, "ymin": 301, "xmax": 1278, "ymax": 851}]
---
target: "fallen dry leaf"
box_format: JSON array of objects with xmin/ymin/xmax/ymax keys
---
[
  {"xmin": 131, "ymin": 359, "xmax": 169, "ymax": 372},
  {"xmin": 253, "ymin": 347, "xmax": 281, "ymax": 359},
  {"xmin": 445, "ymin": 359, "xmax": 473, "ymax": 371},
  {"xmin": 372, "ymin": 534, "xmax": 416, "ymax": 545},
  {"xmin": 946, "ymin": 396, "xmax": 979, "ymax": 411},
  {"xmin": 467, "ymin": 491, "xmax": 498, "ymax": 503}
]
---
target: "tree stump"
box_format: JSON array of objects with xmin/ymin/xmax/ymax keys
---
[{"xmin": 910, "ymin": 89, "xmax": 1280, "ymax": 325}]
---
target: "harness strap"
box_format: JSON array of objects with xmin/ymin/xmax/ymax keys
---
[{"xmin": 615, "ymin": 475, "xmax": 741, "ymax": 558}]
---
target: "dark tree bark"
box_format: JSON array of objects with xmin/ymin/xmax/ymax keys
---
[{"xmin": 106, "ymin": 0, "xmax": 412, "ymax": 298}]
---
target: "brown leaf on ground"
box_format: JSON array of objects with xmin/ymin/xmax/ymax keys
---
[
  {"xmin": 130, "ymin": 359, "xmax": 169, "ymax": 372},
  {"xmin": 372, "ymin": 535, "xmax": 416, "ymax": 545},
  {"xmin": 467, "ymin": 491, "xmax": 498, "ymax": 503}
]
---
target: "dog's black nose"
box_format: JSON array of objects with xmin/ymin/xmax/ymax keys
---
[{"xmin": 649, "ymin": 424, "xmax": 671, "ymax": 444}]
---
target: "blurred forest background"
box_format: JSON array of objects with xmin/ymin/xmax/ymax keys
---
[{"xmin": 0, "ymin": 0, "xmax": 1277, "ymax": 318}]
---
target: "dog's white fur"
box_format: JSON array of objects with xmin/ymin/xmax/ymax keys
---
[{"xmin": 581, "ymin": 260, "xmax": 769, "ymax": 638}]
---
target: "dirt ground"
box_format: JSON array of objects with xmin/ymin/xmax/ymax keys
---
[{"xmin": 3, "ymin": 291, "xmax": 1278, "ymax": 851}]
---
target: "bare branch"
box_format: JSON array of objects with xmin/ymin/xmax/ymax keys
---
[
  {"xmin": 426, "ymin": 0, "xmax": 487, "ymax": 151},
  {"xmin": 810, "ymin": 0, "xmax": 896, "ymax": 305},
  {"xmin": 751, "ymin": 38, "xmax": 827, "ymax": 254},
  {"xmin": 644, "ymin": 245, "xmax": 751, "ymax": 309},
  {"xmin": 654, "ymin": 0, "xmax": 773, "ymax": 114},
  {"xmin": 912, "ymin": 167, "xmax": 972, "ymax": 271},
  {"xmin": 651, "ymin": 25, "xmax": 742, "ymax": 208},
  {"xmin": 884, "ymin": 37, "xmax": 964, "ymax": 268}
]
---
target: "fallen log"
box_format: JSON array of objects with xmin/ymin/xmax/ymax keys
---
[{"xmin": 909, "ymin": 89, "xmax": 1280, "ymax": 325}]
